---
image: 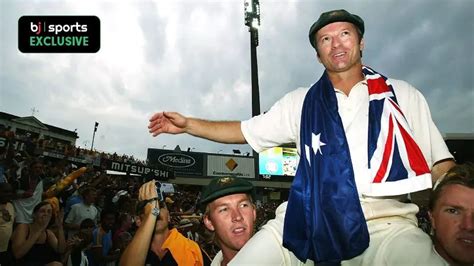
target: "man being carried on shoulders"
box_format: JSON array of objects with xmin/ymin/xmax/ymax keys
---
[{"xmin": 148, "ymin": 9, "xmax": 455, "ymax": 265}]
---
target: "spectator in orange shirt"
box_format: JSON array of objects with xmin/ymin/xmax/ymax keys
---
[{"xmin": 120, "ymin": 180, "xmax": 210, "ymax": 266}]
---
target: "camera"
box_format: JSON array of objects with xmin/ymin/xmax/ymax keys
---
[
  {"xmin": 155, "ymin": 181, "xmax": 164, "ymax": 202},
  {"xmin": 151, "ymin": 181, "xmax": 165, "ymax": 217}
]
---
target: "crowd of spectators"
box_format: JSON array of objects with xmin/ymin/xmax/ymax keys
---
[
  {"xmin": 0, "ymin": 127, "xmax": 283, "ymax": 265},
  {"xmin": 0, "ymin": 127, "xmax": 445, "ymax": 265},
  {"xmin": 1, "ymin": 126, "xmax": 147, "ymax": 168}
]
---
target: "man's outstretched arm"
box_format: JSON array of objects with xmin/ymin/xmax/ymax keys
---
[{"xmin": 148, "ymin": 111, "xmax": 247, "ymax": 144}]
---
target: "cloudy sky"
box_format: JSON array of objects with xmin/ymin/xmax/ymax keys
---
[{"xmin": 1, "ymin": 0, "xmax": 473, "ymax": 161}]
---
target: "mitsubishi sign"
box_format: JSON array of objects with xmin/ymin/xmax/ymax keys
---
[{"xmin": 105, "ymin": 159, "xmax": 174, "ymax": 179}]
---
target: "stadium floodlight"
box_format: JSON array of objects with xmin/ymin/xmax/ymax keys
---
[
  {"xmin": 244, "ymin": 0, "xmax": 253, "ymax": 13},
  {"xmin": 251, "ymin": 18, "xmax": 260, "ymax": 29},
  {"xmin": 91, "ymin": 121, "xmax": 99, "ymax": 151},
  {"xmin": 244, "ymin": 0, "xmax": 260, "ymax": 31},
  {"xmin": 243, "ymin": 0, "xmax": 261, "ymax": 117},
  {"xmin": 244, "ymin": 0, "xmax": 261, "ymax": 179}
]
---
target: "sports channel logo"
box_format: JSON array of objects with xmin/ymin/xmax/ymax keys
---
[{"xmin": 18, "ymin": 16, "xmax": 100, "ymax": 53}]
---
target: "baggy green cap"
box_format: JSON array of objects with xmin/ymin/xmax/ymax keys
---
[
  {"xmin": 308, "ymin": 9, "xmax": 364, "ymax": 48},
  {"xmin": 199, "ymin": 176, "xmax": 254, "ymax": 208}
]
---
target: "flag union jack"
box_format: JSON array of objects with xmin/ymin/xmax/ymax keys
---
[{"xmin": 365, "ymin": 66, "xmax": 431, "ymax": 196}]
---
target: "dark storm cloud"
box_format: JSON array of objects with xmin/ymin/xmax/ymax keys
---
[{"xmin": 1, "ymin": 0, "xmax": 472, "ymax": 160}]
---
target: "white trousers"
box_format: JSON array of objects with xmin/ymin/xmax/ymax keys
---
[{"xmin": 230, "ymin": 200, "xmax": 448, "ymax": 266}]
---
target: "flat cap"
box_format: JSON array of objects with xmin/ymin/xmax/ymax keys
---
[
  {"xmin": 308, "ymin": 9, "xmax": 364, "ymax": 48},
  {"xmin": 199, "ymin": 177, "xmax": 254, "ymax": 207}
]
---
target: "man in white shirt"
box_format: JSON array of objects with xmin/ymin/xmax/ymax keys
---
[
  {"xmin": 65, "ymin": 187, "xmax": 98, "ymax": 239},
  {"xmin": 148, "ymin": 9, "xmax": 455, "ymax": 265},
  {"xmin": 12, "ymin": 159, "xmax": 44, "ymax": 224}
]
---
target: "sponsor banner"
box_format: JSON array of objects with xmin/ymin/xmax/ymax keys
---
[
  {"xmin": 105, "ymin": 159, "xmax": 174, "ymax": 180},
  {"xmin": 42, "ymin": 151, "xmax": 93, "ymax": 164},
  {"xmin": 42, "ymin": 151, "xmax": 64, "ymax": 159},
  {"xmin": 147, "ymin": 149, "xmax": 204, "ymax": 177},
  {"xmin": 0, "ymin": 137, "xmax": 31, "ymax": 152},
  {"xmin": 207, "ymin": 155, "xmax": 255, "ymax": 179},
  {"xmin": 68, "ymin": 156, "xmax": 91, "ymax": 164}
]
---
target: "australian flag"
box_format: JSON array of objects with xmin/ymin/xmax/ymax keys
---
[
  {"xmin": 282, "ymin": 66, "xmax": 431, "ymax": 263},
  {"xmin": 283, "ymin": 70, "xmax": 369, "ymax": 263}
]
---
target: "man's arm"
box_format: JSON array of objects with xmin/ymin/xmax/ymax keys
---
[
  {"xmin": 148, "ymin": 112, "xmax": 246, "ymax": 144},
  {"xmin": 431, "ymin": 159, "xmax": 456, "ymax": 183},
  {"xmin": 119, "ymin": 181, "xmax": 159, "ymax": 266}
]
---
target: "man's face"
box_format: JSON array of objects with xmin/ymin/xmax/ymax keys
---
[
  {"xmin": 123, "ymin": 214, "xmax": 133, "ymax": 229},
  {"xmin": 430, "ymin": 184, "xmax": 474, "ymax": 264},
  {"xmin": 84, "ymin": 191, "xmax": 97, "ymax": 205},
  {"xmin": 31, "ymin": 162, "xmax": 44, "ymax": 177},
  {"xmin": 204, "ymin": 193, "xmax": 256, "ymax": 253},
  {"xmin": 315, "ymin": 22, "xmax": 364, "ymax": 74},
  {"xmin": 101, "ymin": 213, "xmax": 116, "ymax": 231}
]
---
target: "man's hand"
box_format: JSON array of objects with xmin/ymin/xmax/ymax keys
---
[
  {"xmin": 148, "ymin": 111, "xmax": 246, "ymax": 144},
  {"xmin": 138, "ymin": 180, "xmax": 159, "ymax": 216},
  {"xmin": 67, "ymin": 235, "xmax": 83, "ymax": 249},
  {"xmin": 138, "ymin": 180, "xmax": 159, "ymax": 201},
  {"xmin": 148, "ymin": 112, "xmax": 187, "ymax": 137}
]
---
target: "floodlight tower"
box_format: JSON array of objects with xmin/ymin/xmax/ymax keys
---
[
  {"xmin": 244, "ymin": 0, "xmax": 261, "ymax": 117},
  {"xmin": 90, "ymin": 121, "xmax": 99, "ymax": 151},
  {"xmin": 244, "ymin": 0, "xmax": 261, "ymax": 179}
]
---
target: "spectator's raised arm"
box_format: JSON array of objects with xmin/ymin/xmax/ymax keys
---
[{"xmin": 120, "ymin": 180, "xmax": 159, "ymax": 266}]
